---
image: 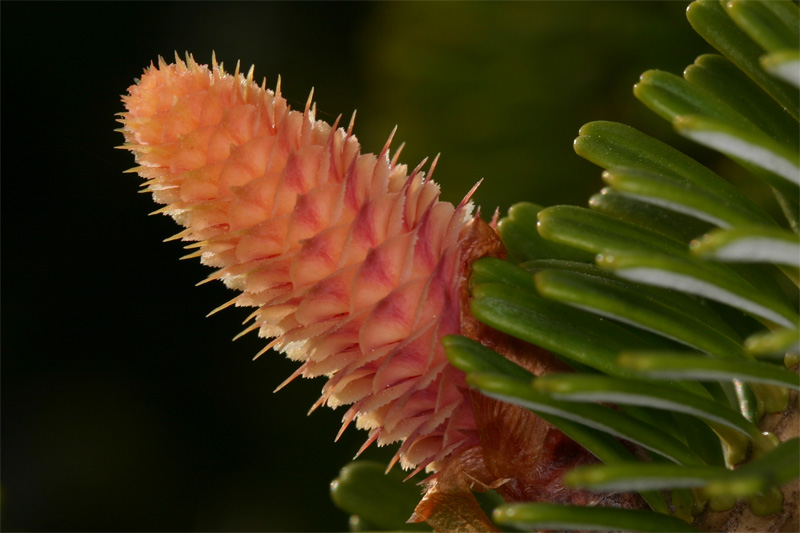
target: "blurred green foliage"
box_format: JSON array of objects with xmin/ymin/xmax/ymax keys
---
[{"xmin": 354, "ymin": 2, "xmax": 711, "ymax": 211}]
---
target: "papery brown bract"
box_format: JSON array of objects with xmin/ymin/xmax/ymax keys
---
[{"xmin": 409, "ymin": 314, "xmax": 643, "ymax": 529}]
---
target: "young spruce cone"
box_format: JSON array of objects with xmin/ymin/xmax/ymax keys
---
[{"xmin": 120, "ymin": 53, "xmax": 645, "ymax": 530}]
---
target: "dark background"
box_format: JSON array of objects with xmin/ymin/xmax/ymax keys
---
[{"xmin": 2, "ymin": 2, "xmax": 711, "ymax": 531}]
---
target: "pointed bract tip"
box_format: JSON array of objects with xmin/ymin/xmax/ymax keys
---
[
  {"xmin": 331, "ymin": 114, "xmax": 343, "ymax": 133},
  {"xmin": 410, "ymin": 157, "xmax": 429, "ymax": 180},
  {"xmin": 195, "ymin": 270, "xmax": 224, "ymax": 286},
  {"xmin": 347, "ymin": 110, "xmax": 357, "ymax": 137},
  {"xmin": 163, "ymin": 229, "xmax": 190, "ymax": 242},
  {"xmin": 353, "ymin": 431, "xmax": 380, "ymax": 459},
  {"xmin": 253, "ymin": 341, "xmax": 275, "ymax": 362},
  {"xmin": 459, "ymin": 178, "xmax": 483, "ymax": 209},
  {"xmin": 304, "ymin": 87, "xmax": 315, "ymax": 115},
  {"xmin": 273, "ymin": 361, "xmax": 304, "ymax": 390},
  {"xmin": 380, "ymin": 125, "xmax": 398, "ymax": 158},
  {"xmin": 391, "ymin": 142, "xmax": 406, "ymax": 168},
  {"xmin": 386, "ymin": 451, "xmax": 401, "ymax": 474},
  {"xmin": 428, "ymin": 153, "xmax": 441, "ymax": 180},
  {"xmin": 180, "ymin": 250, "xmax": 203, "ymax": 260},
  {"xmin": 232, "ymin": 323, "xmax": 258, "ymax": 341},
  {"xmin": 148, "ymin": 205, "xmax": 170, "ymax": 216},
  {"xmin": 182, "ymin": 240, "xmax": 205, "ymax": 250},
  {"xmin": 404, "ymin": 462, "xmax": 428, "ymax": 481},
  {"xmin": 491, "ymin": 207, "xmax": 500, "ymax": 228},
  {"xmin": 206, "ymin": 296, "xmax": 238, "ymax": 317}
]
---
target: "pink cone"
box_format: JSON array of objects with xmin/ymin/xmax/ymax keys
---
[{"xmin": 119, "ymin": 53, "xmax": 501, "ymax": 474}]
